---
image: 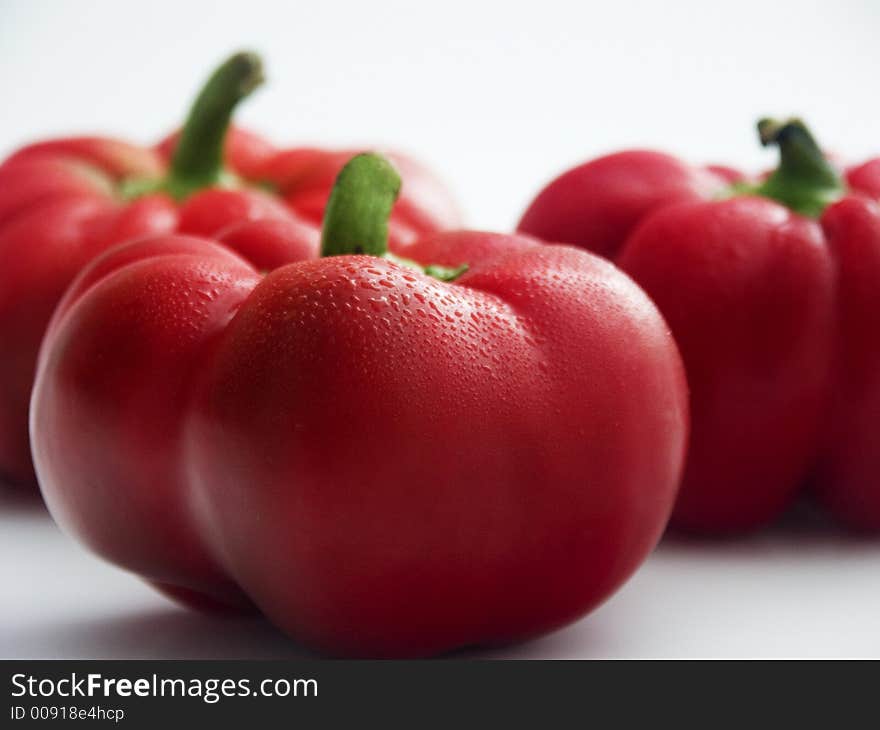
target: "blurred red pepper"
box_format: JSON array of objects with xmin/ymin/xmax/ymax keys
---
[
  {"xmin": 813, "ymin": 190, "xmax": 880, "ymax": 530},
  {"xmin": 0, "ymin": 52, "xmax": 460, "ymax": 486},
  {"xmin": 519, "ymin": 119, "xmax": 880, "ymax": 533},
  {"xmin": 32, "ymin": 153, "xmax": 687, "ymax": 657}
]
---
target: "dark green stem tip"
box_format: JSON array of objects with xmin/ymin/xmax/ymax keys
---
[
  {"xmin": 218, "ymin": 51, "xmax": 265, "ymax": 97},
  {"xmin": 758, "ymin": 117, "xmax": 805, "ymax": 147},
  {"xmin": 753, "ymin": 116, "xmax": 844, "ymax": 217},
  {"xmin": 167, "ymin": 51, "xmax": 265, "ymax": 199}
]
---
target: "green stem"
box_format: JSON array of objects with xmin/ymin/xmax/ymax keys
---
[
  {"xmin": 321, "ymin": 153, "xmax": 468, "ymax": 281},
  {"xmin": 166, "ymin": 51, "xmax": 264, "ymax": 199},
  {"xmin": 752, "ymin": 118, "xmax": 844, "ymax": 217},
  {"xmin": 321, "ymin": 153, "xmax": 401, "ymax": 257}
]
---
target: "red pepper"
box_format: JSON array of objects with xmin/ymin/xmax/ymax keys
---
[
  {"xmin": 32, "ymin": 153, "xmax": 688, "ymax": 657},
  {"xmin": 0, "ymin": 53, "xmax": 459, "ymax": 487},
  {"xmin": 813, "ymin": 194, "xmax": 880, "ymax": 530},
  {"xmin": 519, "ymin": 119, "xmax": 880, "ymax": 532}
]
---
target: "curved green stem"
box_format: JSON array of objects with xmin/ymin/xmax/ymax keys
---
[
  {"xmin": 753, "ymin": 118, "xmax": 844, "ymax": 217},
  {"xmin": 321, "ymin": 153, "xmax": 468, "ymax": 281},
  {"xmin": 321, "ymin": 153, "xmax": 401, "ymax": 257},
  {"xmin": 167, "ymin": 51, "xmax": 264, "ymax": 199}
]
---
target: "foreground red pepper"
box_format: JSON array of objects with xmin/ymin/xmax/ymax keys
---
[
  {"xmin": 519, "ymin": 120, "xmax": 880, "ymax": 532},
  {"xmin": 0, "ymin": 53, "xmax": 459, "ymax": 487},
  {"xmin": 32, "ymin": 153, "xmax": 687, "ymax": 657}
]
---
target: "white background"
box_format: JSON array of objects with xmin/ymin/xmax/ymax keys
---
[{"xmin": 2, "ymin": 0, "xmax": 879, "ymax": 658}]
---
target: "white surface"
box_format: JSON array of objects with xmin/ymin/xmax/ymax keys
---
[
  {"xmin": 2, "ymin": 0, "xmax": 880, "ymax": 659},
  {"xmin": 3, "ymin": 488, "xmax": 879, "ymax": 659}
]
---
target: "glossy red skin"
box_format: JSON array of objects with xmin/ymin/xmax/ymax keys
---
[
  {"xmin": 618, "ymin": 199, "xmax": 835, "ymax": 531},
  {"xmin": 813, "ymin": 197, "xmax": 880, "ymax": 530},
  {"xmin": 33, "ymin": 229, "xmax": 688, "ymax": 657},
  {"xmin": 0, "ymin": 128, "xmax": 459, "ymax": 486},
  {"xmin": 517, "ymin": 150, "xmax": 724, "ymax": 260},
  {"xmin": 845, "ymin": 158, "xmax": 880, "ymax": 199},
  {"xmin": 0, "ymin": 141, "xmax": 175, "ymax": 485},
  {"xmin": 518, "ymin": 151, "xmax": 840, "ymax": 533},
  {"xmin": 216, "ymin": 219, "xmax": 319, "ymax": 272}
]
